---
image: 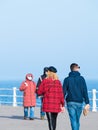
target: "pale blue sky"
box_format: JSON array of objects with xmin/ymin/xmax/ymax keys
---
[{"xmin": 0, "ymin": 0, "xmax": 98, "ymax": 80}]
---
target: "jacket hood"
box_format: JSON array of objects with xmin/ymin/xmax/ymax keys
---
[
  {"xmin": 26, "ymin": 73, "xmax": 33, "ymax": 80},
  {"xmin": 69, "ymin": 71, "xmax": 80, "ymax": 77}
]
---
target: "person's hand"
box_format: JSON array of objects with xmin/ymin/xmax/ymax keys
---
[
  {"xmin": 83, "ymin": 104, "xmax": 90, "ymax": 116},
  {"xmin": 85, "ymin": 104, "xmax": 90, "ymax": 110},
  {"xmin": 60, "ymin": 106, "xmax": 65, "ymax": 113},
  {"xmin": 24, "ymin": 82, "xmax": 28, "ymax": 87}
]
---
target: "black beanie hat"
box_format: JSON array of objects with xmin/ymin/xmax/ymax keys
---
[{"xmin": 48, "ymin": 66, "xmax": 57, "ymax": 73}]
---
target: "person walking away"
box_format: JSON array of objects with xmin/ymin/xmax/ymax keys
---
[
  {"xmin": 20, "ymin": 73, "xmax": 36, "ymax": 120},
  {"xmin": 37, "ymin": 66, "xmax": 65, "ymax": 130},
  {"xmin": 37, "ymin": 67, "xmax": 48, "ymax": 120},
  {"xmin": 63, "ymin": 63, "xmax": 90, "ymax": 130}
]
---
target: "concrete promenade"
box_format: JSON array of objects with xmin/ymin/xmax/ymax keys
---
[{"xmin": 0, "ymin": 106, "xmax": 98, "ymax": 130}]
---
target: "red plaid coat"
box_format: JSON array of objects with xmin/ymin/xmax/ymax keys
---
[{"xmin": 37, "ymin": 78, "xmax": 65, "ymax": 113}]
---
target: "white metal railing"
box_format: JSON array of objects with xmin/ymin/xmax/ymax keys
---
[
  {"xmin": 0, "ymin": 87, "xmax": 40, "ymax": 107},
  {"xmin": 92, "ymin": 89, "xmax": 98, "ymax": 112},
  {"xmin": 13, "ymin": 87, "xmax": 17, "ymax": 107},
  {"xmin": 0, "ymin": 87, "xmax": 98, "ymax": 112}
]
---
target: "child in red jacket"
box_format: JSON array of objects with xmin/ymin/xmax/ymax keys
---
[{"xmin": 20, "ymin": 73, "xmax": 36, "ymax": 120}]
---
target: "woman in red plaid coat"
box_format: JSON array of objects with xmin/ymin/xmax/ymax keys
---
[{"xmin": 37, "ymin": 66, "xmax": 65, "ymax": 130}]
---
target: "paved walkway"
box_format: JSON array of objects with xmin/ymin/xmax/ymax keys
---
[{"xmin": 0, "ymin": 106, "xmax": 98, "ymax": 130}]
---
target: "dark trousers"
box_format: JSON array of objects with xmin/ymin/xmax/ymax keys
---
[{"xmin": 46, "ymin": 112, "xmax": 58, "ymax": 130}]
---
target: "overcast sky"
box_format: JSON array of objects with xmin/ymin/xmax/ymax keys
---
[{"xmin": 0, "ymin": 0, "xmax": 98, "ymax": 80}]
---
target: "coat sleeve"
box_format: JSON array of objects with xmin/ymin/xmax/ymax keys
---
[
  {"xmin": 82, "ymin": 77, "xmax": 89, "ymax": 104},
  {"xmin": 60, "ymin": 88, "xmax": 65, "ymax": 107},
  {"xmin": 36, "ymin": 77, "xmax": 42, "ymax": 88},
  {"xmin": 63, "ymin": 78, "xmax": 68, "ymax": 97},
  {"xmin": 33, "ymin": 82, "xmax": 36, "ymax": 92},
  {"xmin": 37, "ymin": 80, "xmax": 45, "ymax": 96},
  {"xmin": 19, "ymin": 82, "xmax": 27, "ymax": 91}
]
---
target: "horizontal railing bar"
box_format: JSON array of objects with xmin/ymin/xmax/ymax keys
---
[
  {"xmin": 0, "ymin": 101, "xmax": 13, "ymax": 104},
  {"xmin": 0, "ymin": 88, "xmax": 19, "ymax": 91},
  {"xmin": 0, "ymin": 95, "xmax": 13, "ymax": 97},
  {"xmin": 0, "ymin": 95, "xmax": 22, "ymax": 98},
  {"xmin": 16, "ymin": 96, "xmax": 23, "ymax": 98},
  {"xmin": 0, "ymin": 89, "xmax": 12, "ymax": 91}
]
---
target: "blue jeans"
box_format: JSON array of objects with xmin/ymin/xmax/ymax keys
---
[
  {"xmin": 40, "ymin": 98, "xmax": 45, "ymax": 117},
  {"xmin": 67, "ymin": 102, "xmax": 83, "ymax": 130},
  {"xmin": 24, "ymin": 107, "xmax": 34, "ymax": 118}
]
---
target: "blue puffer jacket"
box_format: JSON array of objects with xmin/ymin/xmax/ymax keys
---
[{"xmin": 63, "ymin": 71, "xmax": 89, "ymax": 104}]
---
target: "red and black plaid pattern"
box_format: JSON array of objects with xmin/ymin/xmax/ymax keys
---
[{"xmin": 37, "ymin": 78, "xmax": 65, "ymax": 113}]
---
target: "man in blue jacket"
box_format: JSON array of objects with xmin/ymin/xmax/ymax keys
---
[{"xmin": 63, "ymin": 63, "xmax": 90, "ymax": 130}]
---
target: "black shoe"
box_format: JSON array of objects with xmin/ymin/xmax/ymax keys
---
[
  {"xmin": 24, "ymin": 117, "xmax": 28, "ymax": 120},
  {"xmin": 29, "ymin": 118, "xmax": 34, "ymax": 120}
]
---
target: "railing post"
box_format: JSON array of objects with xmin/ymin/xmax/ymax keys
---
[
  {"xmin": 92, "ymin": 89, "xmax": 97, "ymax": 112},
  {"xmin": 13, "ymin": 87, "xmax": 17, "ymax": 107}
]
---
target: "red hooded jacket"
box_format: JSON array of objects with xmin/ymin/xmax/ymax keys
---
[{"xmin": 20, "ymin": 74, "xmax": 36, "ymax": 107}]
